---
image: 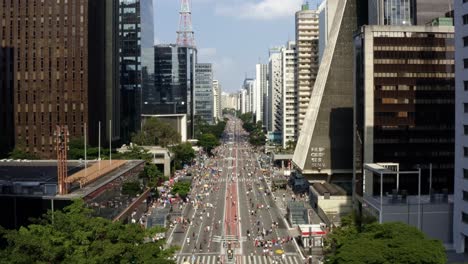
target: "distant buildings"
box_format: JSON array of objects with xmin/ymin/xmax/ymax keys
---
[
  {"xmin": 194, "ymin": 63, "xmax": 214, "ymax": 124},
  {"xmin": 0, "ymin": 0, "xmax": 120, "ymax": 158},
  {"xmin": 212, "ymin": 80, "xmax": 221, "ymax": 122},
  {"xmin": 119, "ymin": 0, "xmax": 155, "ymax": 142},
  {"xmin": 268, "ymin": 47, "xmax": 283, "ymax": 133},
  {"xmin": 255, "ymin": 64, "xmax": 269, "ymax": 125},
  {"xmin": 143, "ymin": 44, "xmax": 197, "ymax": 138},
  {"xmin": 453, "ymin": 0, "xmax": 468, "ymax": 253},
  {"xmin": 221, "ymin": 92, "xmax": 238, "ymax": 111},
  {"xmin": 295, "ymin": 3, "xmax": 319, "ymax": 131}
]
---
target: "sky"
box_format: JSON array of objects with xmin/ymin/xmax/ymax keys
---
[{"xmin": 154, "ymin": 0, "xmax": 320, "ymax": 93}]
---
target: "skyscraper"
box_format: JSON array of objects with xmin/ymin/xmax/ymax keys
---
[
  {"xmin": 282, "ymin": 42, "xmax": 298, "ymax": 149},
  {"xmin": 119, "ymin": 0, "xmax": 155, "ymax": 142},
  {"xmin": 194, "ymin": 63, "xmax": 214, "ymax": 124},
  {"xmin": 453, "ymin": 0, "xmax": 468, "ymax": 253},
  {"xmin": 293, "ymin": 0, "xmax": 360, "ymax": 177},
  {"xmin": 354, "ymin": 25, "xmax": 455, "ymax": 197},
  {"xmin": 143, "ymin": 44, "xmax": 197, "ymax": 138},
  {"xmin": 212, "ymin": 80, "xmax": 221, "ymax": 122},
  {"xmin": 255, "ymin": 64, "xmax": 268, "ymax": 125},
  {"xmin": 268, "ymin": 47, "xmax": 283, "ymax": 133},
  {"xmin": 295, "ymin": 3, "xmax": 319, "ymax": 131},
  {"xmin": 0, "ymin": 0, "xmax": 120, "ymax": 158}
]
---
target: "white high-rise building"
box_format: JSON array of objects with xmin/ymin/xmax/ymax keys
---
[
  {"xmin": 268, "ymin": 47, "xmax": 283, "ymax": 133},
  {"xmin": 212, "ymin": 80, "xmax": 221, "ymax": 122},
  {"xmin": 239, "ymin": 88, "xmax": 248, "ymax": 114},
  {"xmin": 244, "ymin": 78, "xmax": 255, "ymax": 113},
  {"xmin": 453, "ymin": 0, "xmax": 468, "ymax": 253},
  {"xmin": 282, "ymin": 41, "xmax": 297, "ymax": 149},
  {"xmin": 295, "ymin": 3, "xmax": 319, "ymax": 131},
  {"xmin": 255, "ymin": 64, "xmax": 269, "ymax": 125}
]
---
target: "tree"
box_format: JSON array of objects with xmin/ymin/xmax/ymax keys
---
[
  {"xmin": 132, "ymin": 118, "xmax": 181, "ymax": 147},
  {"xmin": 198, "ymin": 133, "xmax": 220, "ymax": 154},
  {"xmin": 171, "ymin": 143, "xmax": 195, "ymax": 170},
  {"xmin": 171, "ymin": 182, "xmax": 191, "ymax": 199},
  {"xmin": 121, "ymin": 181, "xmax": 142, "ymax": 196},
  {"xmin": 0, "ymin": 200, "xmax": 177, "ymax": 264},
  {"xmin": 139, "ymin": 163, "xmax": 166, "ymax": 188},
  {"xmin": 325, "ymin": 215, "xmax": 447, "ymax": 264},
  {"xmin": 8, "ymin": 141, "xmax": 39, "ymax": 160}
]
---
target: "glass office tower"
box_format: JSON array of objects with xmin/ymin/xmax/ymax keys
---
[{"xmin": 119, "ymin": 0, "xmax": 154, "ymax": 142}]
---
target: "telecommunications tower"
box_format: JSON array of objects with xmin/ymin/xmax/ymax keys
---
[{"xmin": 176, "ymin": 0, "xmax": 195, "ymax": 47}]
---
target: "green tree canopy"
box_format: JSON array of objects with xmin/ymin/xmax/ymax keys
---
[
  {"xmin": 171, "ymin": 143, "xmax": 195, "ymax": 170},
  {"xmin": 171, "ymin": 181, "xmax": 191, "ymax": 199},
  {"xmin": 325, "ymin": 215, "xmax": 446, "ymax": 264},
  {"xmin": 139, "ymin": 163, "xmax": 166, "ymax": 188},
  {"xmin": 132, "ymin": 118, "xmax": 181, "ymax": 147},
  {"xmin": 0, "ymin": 200, "xmax": 177, "ymax": 264},
  {"xmin": 198, "ymin": 133, "xmax": 220, "ymax": 154},
  {"xmin": 8, "ymin": 141, "xmax": 39, "ymax": 160}
]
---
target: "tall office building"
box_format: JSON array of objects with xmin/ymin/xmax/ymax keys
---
[
  {"xmin": 318, "ymin": 0, "xmax": 338, "ymax": 63},
  {"xmin": 293, "ymin": 0, "xmax": 362, "ymax": 178},
  {"xmin": 143, "ymin": 44, "xmax": 197, "ymax": 138},
  {"xmin": 282, "ymin": 42, "xmax": 298, "ymax": 149},
  {"xmin": 221, "ymin": 92, "xmax": 238, "ymax": 111},
  {"xmin": 0, "ymin": 0, "xmax": 120, "ymax": 158},
  {"xmin": 243, "ymin": 78, "xmax": 255, "ymax": 114},
  {"xmin": 368, "ymin": 0, "xmax": 452, "ymax": 26},
  {"xmin": 212, "ymin": 80, "xmax": 221, "ymax": 122},
  {"xmin": 119, "ymin": 0, "xmax": 154, "ymax": 142},
  {"xmin": 268, "ymin": 48, "xmax": 283, "ymax": 133},
  {"xmin": 255, "ymin": 64, "xmax": 268, "ymax": 125},
  {"xmin": 454, "ymin": 0, "xmax": 468, "ymax": 253},
  {"xmin": 194, "ymin": 63, "xmax": 214, "ymax": 124},
  {"xmin": 354, "ymin": 25, "xmax": 455, "ymax": 197},
  {"xmin": 295, "ymin": 3, "xmax": 319, "ymax": 131}
]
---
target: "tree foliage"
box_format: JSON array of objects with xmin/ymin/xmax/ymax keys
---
[
  {"xmin": 198, "ymin": 133, "xmax": 220, "ymax": 154},
  {"xmin": 8, "ymin": 141, "xmax": 39, "ymax": 160},
  {"xmin": 171, "ymin": 182, "xmax": 191, "ymax": 199},
  {"xmin": 0, "ymin": 200, "xmax": 177, "ymax": 264},
  {"xmin": 325, "ymin": 214, "xmax": 447, "ymax": 264},
  {"xmin": 132, "ymin": 118, "xmax": 181, "ymax": 147},
  {"xmin": 139, "ymin": 163, "xmax": 166, "ymax": 188},
  {"xmin": 171, "ymin": 143, "xmax": 195, "ymax": 170},
  {"xmin": 194, "ymin": 117, "xmax": 227, "ymax": 139}
]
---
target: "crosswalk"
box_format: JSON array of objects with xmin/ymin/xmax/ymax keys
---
[
  {"xmin": 175, "ymin": 254, "xmax": 303, "ymax": 264},
  {"xmin": 204, "ymin": 178, "xmax": 259, "ymax": 184}
]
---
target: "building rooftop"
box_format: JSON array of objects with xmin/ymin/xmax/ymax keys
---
[{"xmin": 311, "ymin": 182, "xmax": 347, "ymax": 196}]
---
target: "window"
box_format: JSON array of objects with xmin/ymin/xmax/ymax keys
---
[
  {"xmin": 464, "ymin": 36, "xmax": 468, "ymax": 47},
  {"xmin": 463, "ymin": 212, "xmax": 468, "ymax": 224},
  {"xmin": 465, "ymin": 103, "xmax": 468, "ymax": 113},
  {"xmin": 465, "ymin": 147, "xmax": 468, "ymax": 157},
  {"xmin": 464, "ymin": 0, "xmax": 468, "ymax": 3},
  {"xmin": 465, "ymin": 125, "xmax": 468, "ymax": 135},
  {"xmin": 465, "ymin": 81, "xmax": 468, "ymax": 91},
  {"xmin": 464, "ymin": 59, "xmax": 468, "ymax": 68},
  {"xmin": 464, "ymin": 14, "xmax": 468, "ymax": 25},
  {"xmin": 464, "ymin": 169, "xmax": 468, "ymax": 179},
  {"xmin": 464, "ymin": 191, "xmax": 468, "ymax": 201}
]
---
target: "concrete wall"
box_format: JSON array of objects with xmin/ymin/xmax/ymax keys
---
[{"xmin": 380, "ymin": 202, "xmax": 453, "ymax": 244}]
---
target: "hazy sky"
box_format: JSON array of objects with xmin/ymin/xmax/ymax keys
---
[{"xmin": 154, "ymin": 0, "xmax": 321, "ymax": 93}]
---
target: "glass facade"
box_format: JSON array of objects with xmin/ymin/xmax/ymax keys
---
[
  {"xmin": 194, "ymin": 63, "xmax": 214, "ymax": 124},
  {"xmin": 383, "ymin": 0, "xmax": 413, "ymax": 25},
  {"xmin": 355, "ymin": 27, "xmax": 455, "ymax": 196},
  {"xmin": 119, "ymin": 0, "xmax": 154, "ymax": 142},
  {"xmin": 143, "ymin": 45, "xmax": 197, "ymax": 138}
]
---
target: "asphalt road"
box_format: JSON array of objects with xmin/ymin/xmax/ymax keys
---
[{"xmin": 170, "ymin": 117, "xmax": 304, "ymax": 264}]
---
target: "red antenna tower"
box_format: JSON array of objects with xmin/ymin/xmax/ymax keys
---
[
  {"xmin": 176, "ymin": 0, "xmax": 195, "ymax": 47},
  {"xmin": 55, "ymin": 125, "xmax": 69, "ymax": 195}
]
